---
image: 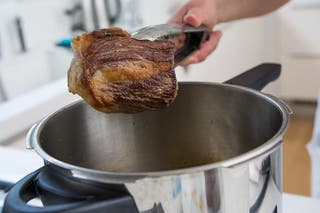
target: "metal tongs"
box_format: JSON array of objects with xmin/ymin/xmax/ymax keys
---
[{"xmin": 131, "ymin": 24, "xmax": 212, "ymax": 66}]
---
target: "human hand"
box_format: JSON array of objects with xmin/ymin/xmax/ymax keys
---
[{"xmin": 168, "ymin": 0, "xmax": 222, "ymax": 65}]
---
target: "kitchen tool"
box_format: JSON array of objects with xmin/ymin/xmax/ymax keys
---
[
  {"xmin": 131, "ymin": 24, "xmax": 211, "ymax": 66},
  {"xmin": 15, "ymin": 17, "xmax": 26, "ymax": 53},
  {"xmin": 3, "ymin": 63, "xmax": 291, "ymax": 213},
  {"xmin": 112, "ymin": 0, "xmax": 142, "ymax": 31},
  {"xmin": 81, "ymin": 0, "xmax": 122, "ymax": 31},
  {"xmin": 131, "ymin": 24, "xmax": 210, "ymax": 41},
  {"xmin": 0, "ymin": 75, "xmax": 7, "ymax": 102},
  {"xmin": 91, "ymin": 0, "xmax": 101, "ymax": 29},
  {"xmin": 104, "ymin": 0, "xmax": 122, "ymax": 26},
  {"xmin": 65, "ymin": 3, "xmax": 86, "ymax": 32},
  {"xmin": 56, "ymin": 23, "xmax": 210, "ymax": 65},
  {"xmin": 55, "ymin": 38, "xmax": 72, "ymax": 48}
]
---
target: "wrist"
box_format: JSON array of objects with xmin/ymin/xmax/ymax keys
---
[{"xmin": 214, "ymin": 0, "xmax": 226, "ymax": 24}]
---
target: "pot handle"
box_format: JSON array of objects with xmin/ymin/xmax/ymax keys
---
[
  {"xmin": 224, "ymin": 63, "xmax": 281, "ymax": 91},
  {"xmin": 2, "ymin": 167, "xmax": 138, "ymax": 213},
  {"xmin": 0, "ymin": 180, "xmax": 14, "ymax": 192},
  {"xmin": 25, "ymin": 122, "xmax": 39, "ymax": 149}
]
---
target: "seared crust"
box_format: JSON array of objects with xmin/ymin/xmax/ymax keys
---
[{"xmin": 68, "ymin": 27, "xmax": 177, "ymax": 113}]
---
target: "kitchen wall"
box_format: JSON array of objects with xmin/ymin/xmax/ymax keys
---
[
  {"xmin": 0, "ymin": 0, "xmax": 75, "ymax": 99},
  {"xmin": 0, "ymin": 0, "xmax": 319, "ymax": 143},
  {"xmin": 278, "ymin": 0, "xmax": 320, "ymax": 100},
  {"xmin": 0, "ymin": 0, "xmax": 78, "ymax": 142}
]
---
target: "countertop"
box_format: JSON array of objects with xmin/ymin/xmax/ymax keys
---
[{"xmin": 0, "ymin": 146, "xmax": 319, "ymax": 212}]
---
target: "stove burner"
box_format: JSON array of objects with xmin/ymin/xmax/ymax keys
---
[{"xmin": 2, "ymin": 167, "xmax": 139, "ymax": 213}]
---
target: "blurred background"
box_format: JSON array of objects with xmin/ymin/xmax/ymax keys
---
[{"xmin": 0, "ymin": 0, "xmax": 319, "ymax": 199}]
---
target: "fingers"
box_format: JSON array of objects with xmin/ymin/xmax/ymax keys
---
[
  {"xmin": 184, "ymin": 7, "xmax": 213, "ymax": 27},
  {"xmin": 184, "ymin": 12, "xmax": 202, "ymax": 27},
  {"xmin": 168, "ymin": 0, "xmax": 220, "ymax": 66},
  {"xmin": 168, "ymin": 4, "xmax": 188, "ymax": 23},
  {"xmin": 197, "ymin": 31, "xmax": 222, "ymax": 61},
  {"xmin": 180, "ymin": 31, "xmax": 222, "ymax": 66},
  {"xmin": 168, "ymin": 0, "xmax": 216, "ymax": 27}
]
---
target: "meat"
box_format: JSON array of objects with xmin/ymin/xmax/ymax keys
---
[{"xmin": 68, "ymin": 27, "xmax": 178, "ymax": 113}]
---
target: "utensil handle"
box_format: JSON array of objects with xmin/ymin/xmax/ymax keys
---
[
  {"xmin": 174, "ymin": 30, "xmax": 210, "ymax": 66},
  {"xmin": 0, "ymin": 180, "xmax": 14, "ymax": 192},
  {"xmin": 15, "ymin": 17, "xmax": 27, "ymax": 53},
  {"xmin": 3, "ymin": 167, "xmax": 138, "ymax": 213},
  {"xmin": 224, "ymin": 63, "xmax": 281, "ymax": 91},
  {"xmin": 105, "ymin": 0, "xmax": 122, "ymax": 25}
]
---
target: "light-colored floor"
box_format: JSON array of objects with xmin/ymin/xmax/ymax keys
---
[
  {"xmin": 283, "ymin": 102, "xmax": 316, "ymax": 196},
  {"xmin": 2, "ymin": 102, "xmax": 317, "ymax": 196}
]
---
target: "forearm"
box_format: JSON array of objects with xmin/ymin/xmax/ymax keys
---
[{"xmin": 215, "ymin": 0, "xmax": 289, "ymax": 23}]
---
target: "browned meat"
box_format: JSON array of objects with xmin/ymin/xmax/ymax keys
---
[{"xmin": 67, "ymin": 27, "xmax": 178, "ymax": 113}]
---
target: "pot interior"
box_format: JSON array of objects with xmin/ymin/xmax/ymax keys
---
[{"xmin": 38, "ymin": 83, "xmax": 284, "ymax": 172}]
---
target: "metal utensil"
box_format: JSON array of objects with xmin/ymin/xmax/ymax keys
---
[
  {"xmin": 131, "ymin": 24, "xmax": 212, "ymax": 66},
  {"xmin": 131, "ymin": 24, "xmax": 210, "ymax": 41}
]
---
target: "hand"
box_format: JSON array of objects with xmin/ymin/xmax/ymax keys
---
[{"xmin": 168, "ymin": 0, "xmax": 222, "ymax": 66}]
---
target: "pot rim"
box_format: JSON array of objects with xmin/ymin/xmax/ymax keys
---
[{"xmin": 28, "ymin": 82, "xmax": 291, "ymax": 182}]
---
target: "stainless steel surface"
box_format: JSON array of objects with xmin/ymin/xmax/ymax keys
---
[
  {"xmin": 26, "ymin": 123, "xmax": 38, "ymax": 149},
  {"xmin": 131, "ymin": 24, "xmax": 211, "ymax": 66},
  {"xmin": 27, "ymin": 82, "xmax": 290, "ymax": 212},
  {"xmin": 126, "ymin": 149, "xmax": 282, "ymax": 212},
  {"xmin": 131, "ymin": 24, "xmax": 211, "ymax": 41},
  {"xmin": 267, "ymin": 94, "xmax": 293, "ymax": 115}
]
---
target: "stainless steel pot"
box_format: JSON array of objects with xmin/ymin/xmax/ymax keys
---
[{"xmin": 3, "ymin": 63, "xmax": 291, "ymax": 213}]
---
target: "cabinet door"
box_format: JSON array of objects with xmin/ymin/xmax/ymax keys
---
[
  {"xmin": 279, "ymin": 7, "xmax": 320, "ymax": 100},
  {"xmin": 280, "ymin": 57, "xmax": 320, "ymax": 100},
  {"xmin": 280, "ymin": 8, "xmax": 320, "ymax": 55}
]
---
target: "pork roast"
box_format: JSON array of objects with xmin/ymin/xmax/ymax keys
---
[{"xmin": 67, "ymin": 27, "xmax": 178, "ymax": 113}]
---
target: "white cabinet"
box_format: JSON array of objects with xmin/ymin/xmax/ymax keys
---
[
  {"xmin": 0, "ymin": 0, "xmax": 75, "ymax": 142},
  {"xmin": 279, "ymin": 2, "xmax": 320, "ymax": 100},
  {"xmin": 0, "ymin": 0, "xmax": 73, "ymax": 57},
  {"xmin": 280, "ymin": 57, "xmax": 320, "ymax": 99}
]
